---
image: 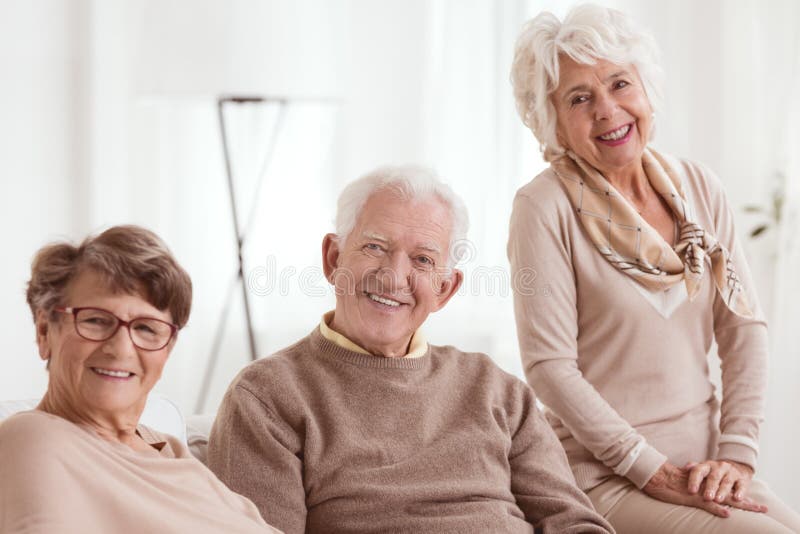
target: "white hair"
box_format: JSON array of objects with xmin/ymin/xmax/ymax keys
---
[
  {"xmin": 510, "ymin": 4, "xmax": 664, "ymax": 159},
  {"xmin": 335, "ymin": 165, "xmax": 470, "ymax": 267}
]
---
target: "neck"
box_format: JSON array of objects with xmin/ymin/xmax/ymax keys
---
[
  {"xmin": 328, "ymin": 315, "xmax": 411, "ymax": 358},
  {"xmin": 38, "ymin": 390, "xmax": 142, "ymax": 446},
  {"xmin": 603, "ymin": 161, "xmax": 651, "ymax": 205}
]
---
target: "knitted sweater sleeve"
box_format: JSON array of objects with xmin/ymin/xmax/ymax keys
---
[
  {"xmin": 508, "ymin": 181, "xmax": 666, "ymax": 489},
  {"xmin": 208, "ymin": 376, "xmax": 305, "ymax": 534},
  {"xmin": 690, "ymin": 162, "xmax": 768, "ymax": 470},
  {"xmin": 508, "ymin": 383, "xmax": 615, "ymax": 533}
]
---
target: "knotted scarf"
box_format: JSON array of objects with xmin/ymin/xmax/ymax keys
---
[{"xmin": 550, "ymin": 147, "xmax": 751, "ymax": 317}]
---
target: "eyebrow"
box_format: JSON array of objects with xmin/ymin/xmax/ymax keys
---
[
  {"xmin": 561, "ymin": 70, "xmax": 630, "ymax": 101},
  {"xmin": 417, "ymin": 243, "xmax": 442, "ymax": 254},
  {"xmin": 361, "ymin": 231, "xmax": 388, "ymax": 243}
]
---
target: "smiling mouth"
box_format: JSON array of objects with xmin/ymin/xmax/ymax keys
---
[
  {"xmin": 91, "ymin": 367, "xmax": 134, "ymax": 379},
  {"xmin": 597, "ymin": 123, "xmax": 632, "ymax": 141},
  {"xmin": 367, "ymin": 292, "xmax": 402, "ymax": 307}
]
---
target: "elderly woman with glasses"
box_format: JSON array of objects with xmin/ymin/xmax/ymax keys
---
[
  {"xmin": 507, "ymin": 4, "xmax": 799, "ymax": 533},
  {"xmin": 0, "ymin": 225, "xmax": 279, "ymax": 533}
]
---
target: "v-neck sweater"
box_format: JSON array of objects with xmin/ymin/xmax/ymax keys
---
[{"xmin": 508, "ymin": 155, "xmax": 768, "ymax": 491}]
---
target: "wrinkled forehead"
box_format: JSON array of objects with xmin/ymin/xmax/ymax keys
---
[{"xmin": 353, "ymin": 191, "xmax": 454, "ymax": 248}]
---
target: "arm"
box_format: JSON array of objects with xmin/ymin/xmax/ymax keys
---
[
  {"xmin": 207, "ymin": 383, "xmax": 306, "ymax": 534},
  {"xmin": 706, "ymin": 164, "xmax": 768, "ymax": 469},
  {"xmin": 507, "ymin": 189, "xmax": 665, "ymax": 489},
  {"xmin": 684, "ymin": 163, "xmax": 768, "ymax": 502},
  {"xmin": 508, "ymin": 383, "xmax": 614, "ymax": 533}
]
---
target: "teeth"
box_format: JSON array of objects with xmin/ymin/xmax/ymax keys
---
[
  {"xmin": 599, "ymin": 124, "xmax": 631, "ymax": 141},
  {"xmin": 93, "ymin": 368, "xmax": 132, "ymax": 378},
  {"xmin": 368, "ymin": 293, "xmax": 401, "ymax": 307}
]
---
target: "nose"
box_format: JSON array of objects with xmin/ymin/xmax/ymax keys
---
[
  {"xmin": 593, "ymin": 91, "xmax": 618, "ymax": 121},
  {"xmin": 102, "ymin": 324, "xmax": 138, "ymax": 356},
  {"xmin": 376, "ymin": 250, "xmax": 414, "ymax": 293}
]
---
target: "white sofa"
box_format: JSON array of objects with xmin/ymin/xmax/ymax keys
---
[{"xmin": 0, "ymin": 395, "xmax": 214, "ymax": 464}]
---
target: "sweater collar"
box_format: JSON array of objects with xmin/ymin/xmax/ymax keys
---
[
  {"xmin": 319, "ymin": 311, "xmax": 428, "ymax": 358},
  {"xmin": 310, "ymin": 326, "xmax": 431, "ymax": 369}
]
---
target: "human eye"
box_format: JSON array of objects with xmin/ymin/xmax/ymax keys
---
[
  {"xmin": 570, "ymin": 94, "xmax": 589, "ymax": 106},
  {"xmin": 415, "ymin": 255, "xmax": 436, "ymax": 269},
  {"xmin": 78, "ymin": 310, "xmax": 113, "ymax": 327},
  {"xmin": 363, "ymin": 243, "xmax": 385, "ymax": 255},
  {"xmin": 133, "ymin": 322, "xmax": 158, "ymax": 336},
  {"xmin": 613, "ymin": 79, "xmax": 630, "ymax": 90},
  {"xmin": 132, "ymin": 319, "xmax": 171, "ymax": 340}
]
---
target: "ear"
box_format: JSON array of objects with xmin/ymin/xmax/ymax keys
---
[
  {"xmin": 321, "ymin": 233, "xmax": 341, "ymax": 284},
  {"xmin": 35, "ymin": 309, "xmax": 52, "ymax": 361},
  {"xmin": 432, "ymin": 268, "xmax": 464, "ymax": 312}
]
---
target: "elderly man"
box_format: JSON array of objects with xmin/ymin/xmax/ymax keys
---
[{"xmin": 208, "ymin": 166, "xmax": 613, "ymax": 534}]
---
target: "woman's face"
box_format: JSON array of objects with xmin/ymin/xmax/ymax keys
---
[
  {"xmin": 37, "ymin": 269, "xmax": 175, "ymax": 422},
  {"xmin": 551, "ymin": 56, "xmax": 653, "ymax": 177}
]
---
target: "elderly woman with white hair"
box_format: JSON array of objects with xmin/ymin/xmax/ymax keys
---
[{"xmin": 507, "ymin": 4, "xmax": 799, "ymax": 533}]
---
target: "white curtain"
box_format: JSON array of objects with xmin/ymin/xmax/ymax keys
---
[{"xmin": 756, "ymin": 0, "xmax": 800, "ymax": 508}]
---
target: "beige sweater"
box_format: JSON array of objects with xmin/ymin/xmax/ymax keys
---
[
  {"xmin": 0, "ymin": 410, "xmax": 278, "ymax": 533},
  {"xmin": 207, "ymin": 327, "xmax": 613, "ymax": 534},
  {"xmin": 508, "ymin": 157, "xmax": 767, "ymax": 491}
]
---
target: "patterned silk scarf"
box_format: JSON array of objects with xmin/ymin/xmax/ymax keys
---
[{"xmin": 550, "ymin": 147, "xmax": 751, "ymax": 317}]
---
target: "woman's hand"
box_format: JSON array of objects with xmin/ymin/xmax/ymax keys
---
[
  {"xmin": 685, "ymin": 459, "xmax": 765, "ymax": 508},
  {"xmin": 643, "ymin": 462, "xmax": 766, "ymax": 518}
]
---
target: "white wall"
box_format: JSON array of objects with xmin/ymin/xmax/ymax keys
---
[{"xmin": 0, "ymin": 0, "xmax": 89, "ymax": 398}]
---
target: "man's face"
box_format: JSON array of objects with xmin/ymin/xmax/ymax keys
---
[{"xmin": 323, "ymin": 190, "xmax": 463, "ymax": 357}]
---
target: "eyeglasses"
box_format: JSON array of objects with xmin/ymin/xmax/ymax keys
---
[{"xmin": 54, "ymin": 307, "xmax": 178, "ymax": 351}]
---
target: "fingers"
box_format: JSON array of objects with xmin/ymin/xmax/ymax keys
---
[
  {"xmin": 732, "ymin": 477, "xmax": 750, "ymax": 502},
  {"xmin": 702, "ymin": 463, "xmax": 730, "ymax": 501},
  {"xmin": 715, "ymin": 472, "xmax": 736, "ymax": 502},
  {"xmin": 687, "ymin": 463, "xmax": 711, "ymax": 494},
  {"xmin": 698, "ymin": 499, "xmax": 731, "ymax": 518},
  {"xmin": 726, "ymin": 496, "xmax": 768, "ymax": 514}
]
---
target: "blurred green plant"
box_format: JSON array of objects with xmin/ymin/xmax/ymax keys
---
[{"xmin": 743, "ymin": 171, "xmax": 785, "ymax": 239}]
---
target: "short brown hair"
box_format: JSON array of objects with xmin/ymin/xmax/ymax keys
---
[{"xmin": 26, "ymin": 225, "xmax": 192, "ymax": 328}]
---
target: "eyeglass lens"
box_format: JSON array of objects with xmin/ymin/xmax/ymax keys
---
[{"xmin": 74, "ymin": 308, "xmax": 172, "ymax": 350}]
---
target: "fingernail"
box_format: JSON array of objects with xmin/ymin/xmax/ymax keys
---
[
  {"xmin": 706, "ymin": 492, "xmax": 714, "ymax": 499},
  {"xmin": 689, "ymin": 485, "xmax": 697, "ymax": 493},
  {"xmin": 735, "ymin": 492, "xmax": 742, "ymax": 500}
]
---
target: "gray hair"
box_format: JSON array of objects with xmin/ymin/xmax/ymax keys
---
[
  {"xmin": 510, "ymin": 4, "xmax": 664, "ymax": 159},
  {"xmin": 335, "ymin": 165, "xmax": 470, "ymax": 267}
]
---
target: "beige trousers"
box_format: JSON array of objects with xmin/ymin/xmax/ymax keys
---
[{"xmin": 587, "ymin": 477, "xmax": 800, "ymax": 533}]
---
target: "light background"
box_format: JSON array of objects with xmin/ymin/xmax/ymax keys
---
[{"xmin": 1, "ymin": 0, "xmax": 798, "ymax": 508}]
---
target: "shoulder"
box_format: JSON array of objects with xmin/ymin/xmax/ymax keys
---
[
  {"xmin": 429, "ymin": 345, "xmax": 531, "ymax": 392},
  {"xmin": 233, "ymin": 334, "xmax": 314, "ymax": 391},
  {"xmin": 661, "ymin": 153, "xmax": 727, "ymax": 205},
  {"xmin": 0, "ymin": 411, "xmax": 78, "ymax": 476},
  {"xmin": 428, "ymin": 346, "xmax": 537, "ymax": 425},
  {"xmin": 661, "ymin": 153, "xmax": 730, "ymax": 229},
  {"xmin": 0, "ymin": 410, "xmax": 69, "ymax": 445},
  {"xmin": 513, "ymin": 167, "xmax": 571, "ymax": 216},
  {"xmin": 219, "ymin": 332, "xmax": 321, "ymax": 421}
]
